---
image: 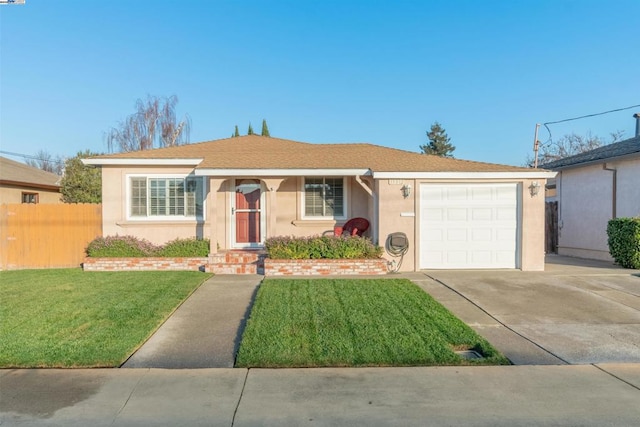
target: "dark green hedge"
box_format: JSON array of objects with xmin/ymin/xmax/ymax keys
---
[
  {"xmin": 607, "ymin": 217, "xmax": 640, "ymax": 269},
  {"xmin": 86, "ymin": 236, "xmax": 210, "ymax": 258},
  {"xmin": 265, "ymin": 235, "xmax": 383, "ymax": 259}
]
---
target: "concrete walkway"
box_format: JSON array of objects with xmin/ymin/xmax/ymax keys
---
[
  {"xmin": 2, "ymin": 365, "xmax": 639, "ymax": 426},
  {"xmin": 122, "ymin": 275, "xmax": 262, "ymax": 369}
]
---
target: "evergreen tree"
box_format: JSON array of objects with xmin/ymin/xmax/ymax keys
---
[
  {"xmin": 234, "ymin": 125, "xmax": 240, "ymax": 137},
  {"xmin": 60, "ymin": 150, "xmax": 102, "ymax": 203},
  {"xmin": 420, "ymin": 122, "xmax": 455, "ymax": 157},
  {"xmin": 247, "ymin": 123, "xmax": 254, "ymax": 135},
  {"xmin": 261, "ymin": 119, "xmax": 270, "ymax": 137}
]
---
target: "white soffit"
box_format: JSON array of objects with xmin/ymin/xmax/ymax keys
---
[
  {"xmin": 373, "ymin": 171, "xmax": 557, "ymax": 179},
  {"xmin": 82, "ymin": 158, "xmax": 204, "ymax": 166},
  {"xmin": 194, "ymin": 168, "xmax": 371, "ymax": 177}
]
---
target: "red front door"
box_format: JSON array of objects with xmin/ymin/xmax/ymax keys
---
[{"xmin": 234, "ymin": 179, "xmax": 261, "ymax": 245}]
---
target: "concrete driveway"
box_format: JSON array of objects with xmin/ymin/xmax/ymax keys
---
[{"xmin": 413, "ymin": 255, "xmax": 640, "ymax": 365}]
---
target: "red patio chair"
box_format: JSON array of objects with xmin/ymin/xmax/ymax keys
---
[{"xmin": 334, "ymin": 217, "xmax": 370, "ymax": 237}]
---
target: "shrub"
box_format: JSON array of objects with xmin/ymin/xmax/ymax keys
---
[
  {"xmin": 265, "ymin": 235, "xmax": 382, "ymax": 260},
  {"xmin": 86, "ymin": 235, "xmax": 210, "ymax": 258},
  {"xmin": 156, "ymin": 238, "xmax": 210, "ymax": 257},
  {"xmin": 86, "ymin": 235, "xmax": 157, "ymax": 257},
  {"xmin": 607, "ymin": 217, "xmax": 640, "ymax": 269}
]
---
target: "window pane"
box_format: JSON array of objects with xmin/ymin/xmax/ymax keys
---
[
  {"xmin": 168, "ymin": 178, "xmax": 185, "ymax": 215},
  {"xmin": 305, "ymin": 178, "xmax": 324, "ymax": 216},
  {"xmin": 186, "ymin": 178, "xmax": 204, "ymax": 217},
  {"xmin": 150, "ymin": 179, "xmax": 166, "ymax": 215},
  {"xmin": 326, "ymin": 178, "xmax": 344, "ymax": 217},
  {"xmin": 304, "ymin": 177, "xmax": 344, "ymax": 217},
  {"xmin": 130, "ymin": 178, "xmax": 147, "ymax": 216}
]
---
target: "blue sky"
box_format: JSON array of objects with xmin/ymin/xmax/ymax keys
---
[{"xmin": 1, "ymin": 0, "xmax": 639, "ymax": 166}]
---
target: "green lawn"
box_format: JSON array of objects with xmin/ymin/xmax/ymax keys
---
[
  {"xmin": 236, "ymin": 278, "xmax": 509, "ymax": 367},
  {"xmin": 0, "ymin": 269, "xmax": 210, "ymax": 368}
]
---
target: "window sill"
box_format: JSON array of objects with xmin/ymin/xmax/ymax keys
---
[
  {"xmin": 292, "ymin": 219, "xmax": 344, "ymax": 227},
  {"xmin": 117, "ymin": 219, "xmax": 205, "ymax": 227}
]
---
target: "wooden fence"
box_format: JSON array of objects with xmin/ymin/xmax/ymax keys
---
[
  {"xmin": 0, "ymin": 203, "xmax": 102, "ymax": 270},
  {"xmin": 545, "ymin": 201, "xmax": 558, "ymax": 254}
]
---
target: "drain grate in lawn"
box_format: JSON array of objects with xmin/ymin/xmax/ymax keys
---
[{"xmin": 235, "ymin": 278, "xmax": 509, "ymax": 368}]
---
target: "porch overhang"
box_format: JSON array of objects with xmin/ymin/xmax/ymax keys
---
[{"xmin": 194, "ymin": 168, "xmax": 371, "ymax": 177}]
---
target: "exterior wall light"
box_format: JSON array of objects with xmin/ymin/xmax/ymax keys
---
[
  {"xmin": 528, "ymin": 181, "xmax": 541, "ymax": 197},
  {"xmin": 401, "ymin": 184, "xmax": 412, "ymax": 198}
]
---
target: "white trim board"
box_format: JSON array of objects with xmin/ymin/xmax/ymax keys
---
[
  {"xmin": 374, "ymin": 171, "xmax": 557, "ymax": 179},
  {"xmin": 82, "ymin": 158, "xmax": 203, "ymax": 166}
]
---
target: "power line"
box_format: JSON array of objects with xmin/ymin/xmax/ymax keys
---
[
  {"xmin": 542, "ymin": 103, "xmax": 640, "ymax": 143},
  {"xmin": 0, "ymin": 150, "xmax": 66, "ymax": 165}
]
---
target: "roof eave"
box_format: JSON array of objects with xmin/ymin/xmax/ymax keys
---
[
  {"xmin": 543, "ymin": 151, "xmax": 640, "ymax": 171},
  {"xmin": 372, "ymin": 171, "xmax": 557, "ymax": 179},
  {"xmin": 82, "ymin": 158, "xmax": 203, "ymax": 166},
  {"xmin": 0, "ymin": 179, "xmax": 61, "ymax": 191}
]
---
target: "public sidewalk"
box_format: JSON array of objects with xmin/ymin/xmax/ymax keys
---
[{"xmin": 1, "ymin": 364, "xmax": 639, "ymax": 426}]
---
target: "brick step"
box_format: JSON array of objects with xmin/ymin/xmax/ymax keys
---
[
  {"xmin": 207, "ymin": 251, "xmax": 266, "ymax": 275},
  {"xmin": 208, "ymin": 263, "xmax": 258, "ymax": 275}
]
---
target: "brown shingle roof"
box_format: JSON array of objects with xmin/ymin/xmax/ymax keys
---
[
  {"xmin": 89, "ymin": 135, "xmax": 532, "ymax": 172},
  {"xmin": 0, "ymin": 156, "xmax": 61, "ymax": 189}
]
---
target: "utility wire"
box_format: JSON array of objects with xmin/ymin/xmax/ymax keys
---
[
  {"xmin": 542, "ymin": 103, "xmax": 640, "ymax": 145},
  {"xmin": 0, "ymin": 149, "xmax": 66, "ymax": 165}
]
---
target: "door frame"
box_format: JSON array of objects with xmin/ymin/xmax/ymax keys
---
[{"xmin": 230, "ymin": 178, "xmax": 267, "ymax": 248}]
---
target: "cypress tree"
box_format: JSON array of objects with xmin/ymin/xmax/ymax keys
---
[
  {"xmin": 248, "ymin": 123, "xmax": 254, "ymax": 135},
  {"xmin": 234, "ymin": 125, "xmax": 240, "ymax": 137},
  {"xmin": 261, "ymin": 119, "xmax": 270, "ymax": 137}
]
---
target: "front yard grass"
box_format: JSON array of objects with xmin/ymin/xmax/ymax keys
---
[
  {"xmin": 0, "ymin": 269, "xmax": 210, "ymax": 368},
  {"xmin": 236, "ymin": 278, "xmax": 509, "ymax": 367}
]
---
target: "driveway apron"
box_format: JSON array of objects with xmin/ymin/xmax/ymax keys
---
[{"xmin": 122, "ymin": 275, "xmax": 262, "ymax": 369}]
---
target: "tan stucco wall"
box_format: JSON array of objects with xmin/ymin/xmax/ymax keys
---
[
  {"xmin": 557, "ymin": 157, "xmax": 640, "ymax": 261},
  {"xmin": 376, "ymin": 179, "xmax": 417, "ymax": 271},
  {"xmin": 101, "ymin": 166, "xmax": 211, "ymax": 245},
  {"xmin": 520, "ymin": 179, "xmax": 546, "ymax": 271},
  {"xmin": 0, "ymin": 185, "xmax": 61, "ymax": 204}
]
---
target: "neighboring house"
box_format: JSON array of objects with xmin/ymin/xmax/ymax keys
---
[
  {"xmin": 83, "ymin": 135, "xmax": 554, "ymax": 271},
  {"xmin": 541, "ymin": 115, "xmax": 640, "ymax": 261},
  {"xmin": 0, "ymin": 156, "xmax": 62, "ymax": 204}
]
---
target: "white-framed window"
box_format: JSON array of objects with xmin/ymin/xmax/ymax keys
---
[
  {"xmin": 302, "ymin": 177, "xmax": 346, "ymax": 219},
  {"xmin": 127, "ymin": 175, "xmax": 205, "ymax": 220}
]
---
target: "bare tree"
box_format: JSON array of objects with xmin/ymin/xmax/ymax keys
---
[
  {"xmin": 531, "ymin": 130, "xmax": 625, "ymax": 166},
  {"xmin": 106, "ymin": 95, "xmax": 191, "ymax": 152},
  {"xmin": 26, "ymin": 150, "xmax": 64, "ymax": 175}
]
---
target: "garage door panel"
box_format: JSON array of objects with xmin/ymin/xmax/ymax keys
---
[
  {"xmin": 420, "ymin": 183, "xmax": 519, "ymax": 269},
  {"xmin": 446, "ymin": 251, "xmax": 469, "ymax": 264},
  {"xmin": 423, "ymin": 208, "xmax": 443, "ymax": 221},
  {"xmin": 447, "ymin": 229, "xmax": 467, "ymax": 241},
  {"xmin": 472, "ymin": 208, "xmax": 492, "ymax": 221},
  {"xmin": 471, "ymin": 228, "xmax": 492, "ymax": 242},
  {"xmin": 471, "ymin": 187, "xmax": 492, "ymax": 200},
  {"xmin": 447, "ymin": 208, "xmax": 467, "ymax": 221}
]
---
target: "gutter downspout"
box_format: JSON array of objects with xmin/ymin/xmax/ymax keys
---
[
  {"xmin": 355, "ymin": 175, "xmax": 378, "ymax": 244},
  {"xmin": 603, "ymin": 163, "xmax": 617, "ymax": 219}
]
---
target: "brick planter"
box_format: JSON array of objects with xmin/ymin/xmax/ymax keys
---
[
  {"xmin": 264, "ymin": 258, "xmax": 388, "ymax": 276},
  {"xmin": 83, "ymin": 257, "xmax": 208, "ymax": 272}
]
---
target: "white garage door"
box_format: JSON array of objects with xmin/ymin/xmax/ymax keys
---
[{"xmin": 419, "ymin": 183, "xmax": 519, "ymax": 269}]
